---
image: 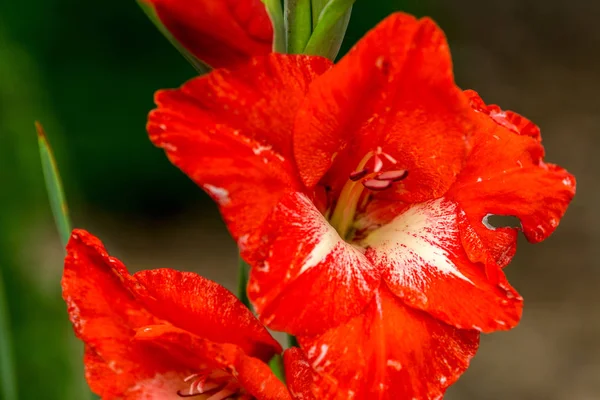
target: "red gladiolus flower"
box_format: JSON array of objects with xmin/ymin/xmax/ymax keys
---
[
  {"xmin": 143, "ymin": 0, "xmax": 273, "ymax": 68},
  {"xmin": 62, "ymin": 229, "xmax": 290, "ymax": 399},
  {"xmin": 147, "ymin": 13, "xmax": 575, "ymax": 399}
]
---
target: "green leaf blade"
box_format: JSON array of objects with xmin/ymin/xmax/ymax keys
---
[
  {"xmin": 0, "ymin": 270, "xmax": 17, "ymax": 400},
  {"xmin": 36, "ymin": 122, "xmax": 72, "ymax": 249}
]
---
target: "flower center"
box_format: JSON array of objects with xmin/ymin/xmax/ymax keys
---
[
  {"xmin": 176, "ymin": 369, "xmax": 244, "ymax": 399},
  {"xmin": 329, "ymin": 147, "xmax": 408, "ymax": 240}
]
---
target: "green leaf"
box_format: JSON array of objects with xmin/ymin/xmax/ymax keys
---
[
  {"xmin": 304, "ymin": 0, "xmax": 354, "ymax": 59},
  {"xmin": 36, "ymin": 122, "xmax": 72, "ymax": 249},
  {"xmin": 285, "ymin": 0, "xmax": 313, "ymax": 53},
  {"xmin": 0, "ymin": 270, "xmax": 17, "ymax": 400},
  {"xmin": 261, "ymin": 0, "xmax": 286, "ymax": 53},
  {"xmin": 136, "ymin": 0, "xmax": 210, "ymax": 74}
]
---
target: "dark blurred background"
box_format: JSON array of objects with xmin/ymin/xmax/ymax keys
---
[{"xmin": 0, "ymin": 0, "xmax": 598, "ymax": 399}]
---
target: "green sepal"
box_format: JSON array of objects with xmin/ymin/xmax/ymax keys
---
[
  {"xmin": 304, "ymin": 0, "xmax": 354, "ymax": 60},
  {"xmin": 311, "ymin": 0, "xmax": 328, "ymax": 27},
  {"xmin": 36, "ymin": 122, "xmax": 72, "ymax": 250},
  {"xmin": 137, "ymin": 0, "xmax": 210, "ymax": 74},
  {"xmin": 261, "ymin": 0, "xmax": 287, "ymax": 53}
]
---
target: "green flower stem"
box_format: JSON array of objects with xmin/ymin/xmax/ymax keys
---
[
  {"xmin": 285, "ymin": 0, "xmax": 313, "ymax": 53},
  {"xmin": 0, "ymin": 270, "xmax": 17, "ymax": 400},
  {"xmin": 304, "ymin": 0, "xmax": 354, "ymax": 59},
  {"xmin": 287, "ymin": 334, "xmax": 299, "ymax": 348},
  {"xmin": 237, "ymin": 257, "xmax": 251, "ymax": 309},
  {"xmin": 136, "ymin": 0, "xmax": 210, "ymax": 74},
  {"xmin": 269, "ymin": 354, "xmax": 285, "ymax": 382},
  {"xmin": 262, "ymin": 0, "xmax": 286, "ymax": 53},
  {"xmin": 36, "ymin": 122, "xmax": 72, "ymax": 249}
]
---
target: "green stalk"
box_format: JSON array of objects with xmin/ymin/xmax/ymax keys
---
[
  {"xmin": 0, "ymin": 269, "xmax": 17, "ymax": 400},
  {"xmin": 262, "ymin": 0, "xmax": 286, "ymax": 52},
  {"xmin": 285, "ymin": 0, "xmax": 313, "ymax": 54},
  {"xmin": 237, "ymin": 257, "xmax": 251, "ymax": 309},
  {"xmin": 268, "ymin": 354, "xmax": 285, "ymax": 382},
  {"xmin": 36, "ymin": 122, "xmax": 72, "ymax": 249},
  {"xmin": 287, "ymin": 334, "xmax": 299, "ymax": 348}
]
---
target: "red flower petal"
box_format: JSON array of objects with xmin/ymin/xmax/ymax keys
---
[
  {"xmin": 359, "ymin": 198, "xmax": 523, "ymax": 332},
  {"xmin": 146, "ymin": 0, "xmax": 273, "ymax": 68},
  {"xmin": 132, "ymin": 268, "xmax": 282, "ymax": 361},
  {"xmin": 247, "ymin": 192, "xmax": 380, "ymax": 335},
  {"xmin": 135, "ymin": 324, "xmax": 291, "ymax": 400},
  {"xmin": 464, "ymin": 89, "xmax": 541, "ymax": 140},
  {"xmin": 63, "ymin": 230, "xmax": 184, "ymax": 397},
  {"xmin": 293, "ymin": 13, "xmax": 471, "ymax": 203},
  {"xmin": 63, "ymin": 230, "xmax": 283, "ymax": 398},
  {"xmin": 148, "ymin": 54, "xmax": 332, "ymax": 248},
  {"xmin": 448, "ymin": 91, "xmax": 576, "ymax": 245},
  {"xmin": 83, "ymin": 345, "xmax": 191, "ymax": 400},
  {"xmin": 283, "ymin": 347, "xmax": 341, "ymax": 400},
  {"xmin": 298, "ymin": 287, "xmax": 479, "ymax": 400}
]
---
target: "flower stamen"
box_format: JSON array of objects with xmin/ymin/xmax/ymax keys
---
[
  {"xmin": 330, "ymin": 148, "xmax": 407, "ymax": 239},
  {"xmin": 176, "ymin": 370, "xmax": 241, "ymax": 399},
  {"xmin": 363, "ymin": 179, "xmax": 393, "ymax": 191},
  {"xmin": 375, "ymin": 169, "xmax": 408, "ymax": 182},
  {"xmin": 349, "ymin": 168, "xmax": 369, "ymax": 181}
]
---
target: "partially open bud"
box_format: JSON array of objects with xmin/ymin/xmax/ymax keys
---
[{"xmin": 140, "ymin": 0, "xmax": 274, "ymax": 69}]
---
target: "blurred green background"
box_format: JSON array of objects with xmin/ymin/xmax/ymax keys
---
[{"xmin": 1, "ymin": 0, "xmax": 598, "ymax": 399}]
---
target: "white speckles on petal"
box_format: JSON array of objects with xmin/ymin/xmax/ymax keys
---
[
  {"xmin": 311, "ymin": 344, "xmax": 329, "ymax": 370},
  {"xmin": 289, "ymin": 194, "xmax": 372, "ymax": 289},
  {"xmin": 387, "ymin": 359, "xmax": 402, "ymax": 371},
  {"xmin": 237, "ymin": 234, "xmax": 249, "ymax": 251},
  {"xmin": 127, "ymin": 371, "xmax": 192, "ymax": 399},
  {"xmin": 363, "ymin": 198, "xmax": 473, "ymax": 288},
  {"xmin": 203, "ymin": 184, "xmax": 230, "ymax": 205},
  {"xmin": 298, "ymin": 224, "xmax": 342, "ymax": 276},
  {"xmin": 256, "ymin": 260, "xmax": 270, "ymax": 273},
  {"xmin": 108, "ymin": 360, "xmax": 123, "ymax": 374},
  {"xmin": 252, "ymin": 144, "xmax": 272, "ymax": 155},
  {"xmin": 161, "ymin": 143, "xmax": 177, "ymax": 152}
]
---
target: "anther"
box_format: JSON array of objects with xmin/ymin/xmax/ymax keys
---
[
  {"xmin": 363, "ymin": 179, "xmax": 393, "ymax": 191},
  {"xmin": 349, "ymin": 168, "xmax": 369, "ymax": 181},
  {"xmin": 177, "ymin": 390, "xmax": 203, "ymax": 398},
  {"xmin": 375, "ymin": 170, "xmax": 408, "ymax": 182}
]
